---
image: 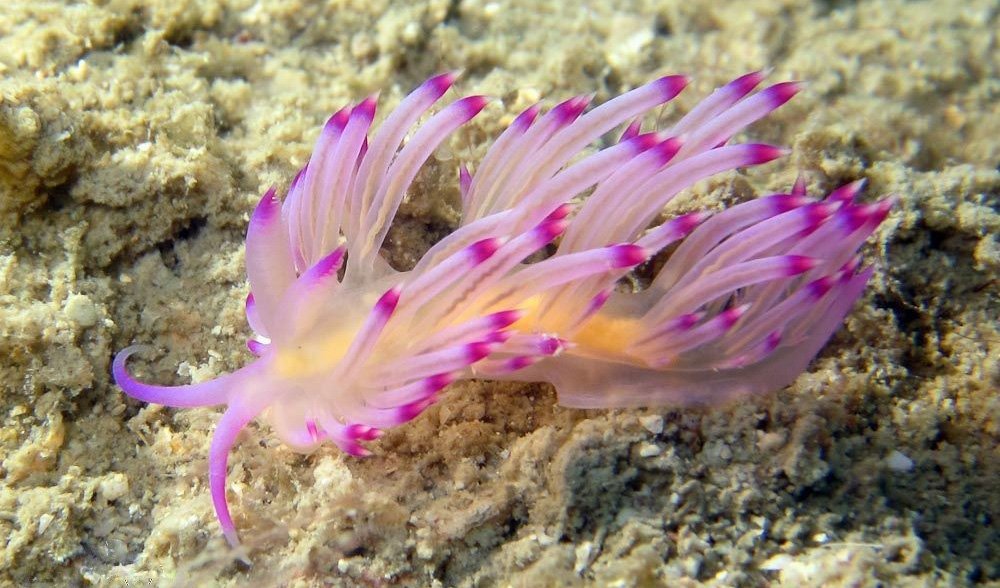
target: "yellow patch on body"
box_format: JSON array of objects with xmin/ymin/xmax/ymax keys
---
[
  {"xmin": 272, "ymin": 327, "xmax": 357, "ymax": 379},
  {"xmin": 510, "ymin": 294, "xmax": 642, "ymax": 361}
]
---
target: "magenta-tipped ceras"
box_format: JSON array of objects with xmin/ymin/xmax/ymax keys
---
[{"xmin": 114, "ymin": 71, "xmax": 892, "ymax": 547}]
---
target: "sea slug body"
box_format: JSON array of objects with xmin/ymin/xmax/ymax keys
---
[{"xmin": 114, "ymin": 71, "xmax": 892, "ymax": 548}]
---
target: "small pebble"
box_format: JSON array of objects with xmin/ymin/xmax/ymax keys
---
[
  {"xmin": 638, "ymin": 442, "xmax": 662, "ymax": 457},
  {"xmin": 886, "ymin": 449, "xmax": 915, "ymax": 472},
  {"xmin": 639, "ymin": 415, "xmax": 663, "ymax": 435}
]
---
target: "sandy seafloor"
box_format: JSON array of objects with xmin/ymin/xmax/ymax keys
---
[{"xmin": 0, "ymin": 0, "xmax": 997, "ymax": 586}]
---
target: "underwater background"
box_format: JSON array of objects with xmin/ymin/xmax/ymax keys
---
[{"xmin": 0, "ymin": 0, "xmax": 996, "ymax": 585}]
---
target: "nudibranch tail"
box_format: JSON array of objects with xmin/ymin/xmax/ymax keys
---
[
  {"xmin": 520, "ymin": 181, "xmax": 891, "ymax": 409},
  {"xmin": 114, "ymin": 71, "xmax": 893, "ymax": 550}
]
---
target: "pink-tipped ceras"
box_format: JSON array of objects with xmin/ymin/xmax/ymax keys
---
[{"xmin": 114, "ymin": 71, "xmax": 892, "ymax": 547}]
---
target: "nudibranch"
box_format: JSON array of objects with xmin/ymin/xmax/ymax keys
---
[{"xmin": 114, "ymin": 71, "xmax": 892, "ymax": 547}]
